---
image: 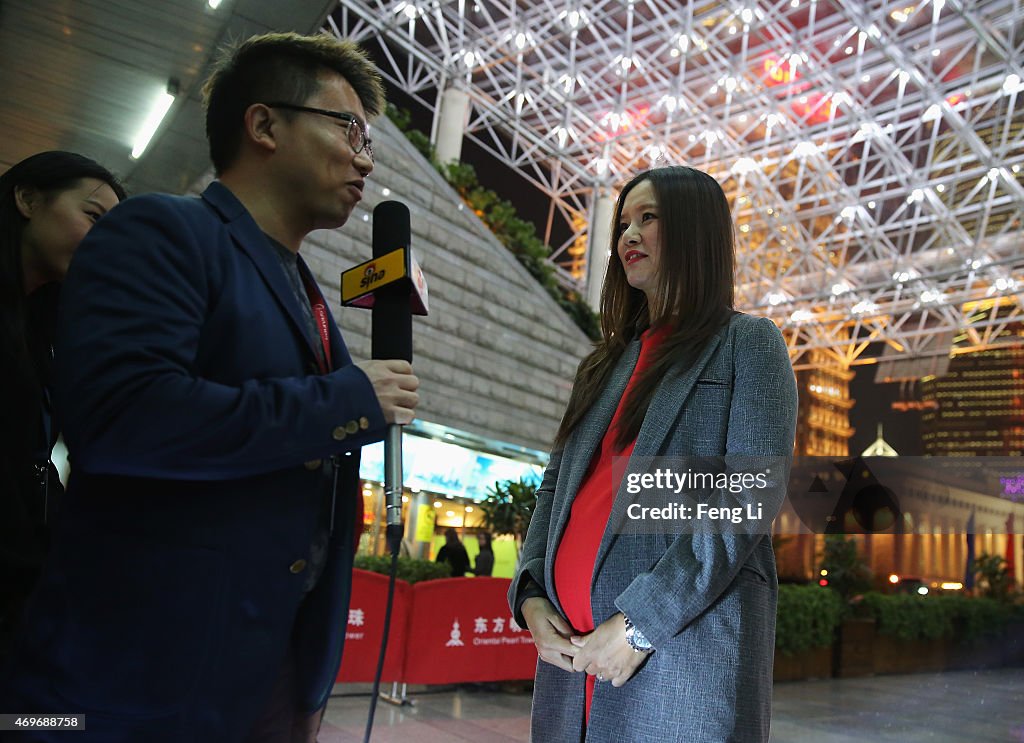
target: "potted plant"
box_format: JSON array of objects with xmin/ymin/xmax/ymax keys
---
[{"xmin": 477, "ymin": 477, "xmax": 538, "ymax": 567}]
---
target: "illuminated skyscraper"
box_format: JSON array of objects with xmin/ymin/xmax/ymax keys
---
[
  {"xmin": 794, "ymin": 350, "xmax": 855, "ymax": 457},
  {"xmin": 920, "ymin": 324, "xmax": 1024, "ymax": 456}
]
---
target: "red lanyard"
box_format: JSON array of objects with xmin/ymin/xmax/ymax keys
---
[{"xmin": 301, "ymin": 274, "xmax": 333, "ymax": 374}]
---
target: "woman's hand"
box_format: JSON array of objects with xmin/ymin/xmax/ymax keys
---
[
  {"xmin": 521, "ymin": 597, "xmax": 581, "ymax": 672},
  {"xmin": 571, "ymin": 612, "xmax": 650, "ymax": 687}
]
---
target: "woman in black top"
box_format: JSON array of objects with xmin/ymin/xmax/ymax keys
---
[
  {"xmin": 473, "ymin": 532, "xmax": 495, "ymax": 576},
  {"xmin": 0, "ymin": 151, "xmax": 124, "ymax": 656},
  {"xmin": 436, "ymin": 527, "xmax": 471, "ymax": 577}
]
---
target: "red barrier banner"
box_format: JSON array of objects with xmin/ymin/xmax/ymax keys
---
[
  {"xmin": 336, "ymin": 569, "xmax": 411, "ymax": 683},
  {"xmin": 400, "ymin": 577, "xmax": 537, "ymax": 684}
]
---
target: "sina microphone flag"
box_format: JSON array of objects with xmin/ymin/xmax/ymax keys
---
[{"xmin": 340, "ymin": 201, "xmax": 428, "ymax": 321}]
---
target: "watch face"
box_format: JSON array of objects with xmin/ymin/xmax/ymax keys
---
[{"xmin": 626, "ymin": 625, "xmax": 651, "ymax": 651}]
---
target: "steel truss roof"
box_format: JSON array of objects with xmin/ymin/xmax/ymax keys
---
[{"xmin": 330, "ymin": 0, "xmax": 1024, "ymax": 370}]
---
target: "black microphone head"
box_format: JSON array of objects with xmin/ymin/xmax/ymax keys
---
[
  {"xmin": 371, "ymin": 201, "xmax": 413, "ymax": 362},
  {"xmin": 372, "ymin": 201, "xmax": 411, "ymax": 259}
]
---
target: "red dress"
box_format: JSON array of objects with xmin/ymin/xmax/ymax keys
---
[{"xmin": 553, "ymin": 325, "xmax": 670, "ymax": 718}]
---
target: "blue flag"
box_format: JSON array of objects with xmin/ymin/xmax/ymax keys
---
[{"xmin": 964, "ymin": 510, "xmax": 976, "ymax": 590}]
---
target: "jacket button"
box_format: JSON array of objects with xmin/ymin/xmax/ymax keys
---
[
  {"xmin": 289, "ymin": 559, "xmax": 307, "ymax": 574},
  {"xmin": 304, "ymin": 459, "xmax": 322, "ymax": 471},
  {"xmin": 345, "ymin": 420, "xmax": 359, "ymax": 435},
  {"xmin": 359, "ymin": 416, "xmax": 370, "ymax": 430},
  {"xmin": 332, "ymin": 427, "xmax": 347, "ymax": 441}
]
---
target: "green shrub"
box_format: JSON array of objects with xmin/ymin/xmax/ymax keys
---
[
  {"xmin": 934, "ymin": 594, "xmax": 1016, "ymax": 644},
  {"xmin": 775, "ymin": 584, "xmax": 843, "ymax": 655},
  {"xmin": 354, "ymin": 555, "xmax": 451, "ymax": 584},
  {"xmin": 860, "ymin": 593, "xmax": 955, "ymax": 641}
]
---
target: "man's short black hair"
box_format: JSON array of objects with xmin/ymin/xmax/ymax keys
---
[{"xmin": 202, "ymin": 32, "xmax": 385, "ymax": 174}]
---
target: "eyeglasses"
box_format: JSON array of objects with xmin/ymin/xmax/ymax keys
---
[{"xmin": 264, "ymin": 102, "xmax": 373, "ymax": 161}]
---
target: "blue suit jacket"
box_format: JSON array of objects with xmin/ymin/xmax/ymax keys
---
[{"xmin": 0, "ymin": 183, "xmax": 386, "ymax": 742}]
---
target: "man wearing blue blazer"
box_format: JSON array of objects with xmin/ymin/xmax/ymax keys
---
[{"xmin": 0, "ymin": 33, "xmax": 419, "ymax": 742}]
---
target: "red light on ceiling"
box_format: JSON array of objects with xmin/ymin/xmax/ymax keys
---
[
  {"xmin": 792, "ymin": 92, "xmax": 839, "ymax": 125},
  {"xmin": 763, "ymin": 56, "xmax": 798, "ymax": 86},
  {"xmin": 945, "ymin": 93, "xmax": 964, "ymax": 107}
]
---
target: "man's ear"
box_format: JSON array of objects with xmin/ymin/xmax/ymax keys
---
[
  {"xmin": 243, "ymin": 103, "xmax": 279, "ymax": 155},
  {"xmin": 13, "ymin": 185, "xmax": 40, "ymax": 219}
]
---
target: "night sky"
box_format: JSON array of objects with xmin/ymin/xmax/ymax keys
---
[{"xmin": 848, "ymin": 366, "xmax": 924, "ymax": 456}]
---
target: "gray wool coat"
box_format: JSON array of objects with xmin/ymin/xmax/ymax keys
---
[{"xmin": 509, "ymin": 312, "xmax": 798, "ymax": 743}]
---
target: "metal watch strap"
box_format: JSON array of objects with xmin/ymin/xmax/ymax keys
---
[{"xmin": 623, "ymin": 614, "xmax": 653, "ymax": 652}]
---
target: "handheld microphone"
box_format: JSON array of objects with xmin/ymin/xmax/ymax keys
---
[
  {"xmin": 371, "ymin": 201, "xmax": 411, "ymax": 556},
  {"xmin": 341, "ymin": 201, "xmax": 427, "ymax": 555}
]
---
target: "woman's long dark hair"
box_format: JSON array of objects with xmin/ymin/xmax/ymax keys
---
[
  {"xmin": 554, "ymin": 166, "xmax": 736, "ymax": 451},
  {"xmin": 0, "ymin": 151, "xmax": 126, "ymax": 408}
]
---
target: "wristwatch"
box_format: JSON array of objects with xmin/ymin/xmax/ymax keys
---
[{"xmin": 623, "ymin": 614, "xmax": 653, "ymax": 653}]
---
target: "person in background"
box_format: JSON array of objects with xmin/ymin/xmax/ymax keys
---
[
  {"xmin": 509, "ymin": 165, "xmax": 797, "ymax": 742},
  {"xmin": 436, "ymin": 527, "xmax": 471, "ymax": 577},
  {"xmin": 472, "ymin": 532, "xmax": 495, "ymax": 576},
  {"xmin": 1, "ymin": 32, "xmax": 419, "ymax": 743},
  {"xmin": 0, "ymin": 151, "xmax": 124, "ymax": 660}
]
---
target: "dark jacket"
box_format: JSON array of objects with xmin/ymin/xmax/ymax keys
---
[
  {"xmin": 0, "ymin": 282, "xmax": 64, "ymax": 656},
  {"xmin": 437, "ymin": 542, "xmax": 471, "ymax": 577},
  {"xmin": 1, "ymin": 183, "xmax": 387, "ymax": 742}
]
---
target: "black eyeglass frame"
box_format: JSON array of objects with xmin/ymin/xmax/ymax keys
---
[{"xmin": 263, "ymin": 102, "xmax": 373, "ymax": 160}]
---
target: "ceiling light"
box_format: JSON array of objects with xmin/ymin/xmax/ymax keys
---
[
  {"xmin": 1003, "ymin": 74, "xmax": 1023, "ymax": 95},
  {"xmin": 793, "ymin": 140, "xmax": 819, "ymax": 158},
  {"xmin": 207, "ymin": 0, "xmax": 222, "ymax": 7},
  {"xmin": 732, "ymin": 157, "xmax": 759, "ymax": 174},
  {"xmin": 132, "ymin": 79, "xmax": 178, "ymax": 159}
]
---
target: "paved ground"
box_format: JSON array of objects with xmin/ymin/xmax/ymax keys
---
[{"xmin": 318, "ymin": 668, "xmax": 1024, "ymax": 742}]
